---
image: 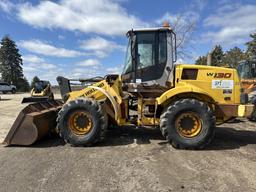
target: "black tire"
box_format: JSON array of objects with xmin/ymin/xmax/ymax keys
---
[
  {"xmin": 249, "ymin": 97, "xmax": 256, "ymax": 122},
  {"xmin": 12, "ymin": 89, "xmax": 16, "ymax": 94},
  {"xmin": 57, "ymin": 98, "xmax": 108, "ymax": 146},
  {"xmin": 2, "ymin": 91, "xmax": 7, "ymax": 94},
  {"xmin": 249, "ymin": 108, "xmax": 256, "ymax": 122},
  {"xmin": 160, "ymin": 99, "xmax": 215, "ymax": 149}
]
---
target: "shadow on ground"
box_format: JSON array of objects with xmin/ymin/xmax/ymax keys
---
[
  {"xmin": 5, "ymin": 125, "xmax": 256, "ymax": 150},
  {"xmin": 31, "ymin": 126, "xmax": 164, "ymax": 148},
  {"xmin": 0, "ymin": 99, "xmax": 11, "ymax": 101},
  {"xmin": 206, "ymin": 127, "xmax": 256, "ymax": 150}
]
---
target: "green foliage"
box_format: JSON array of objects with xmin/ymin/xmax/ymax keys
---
[
  {"xmin": 17, "ymin": 77, "xmax": 30, "ymax": 92},
  {"xmin": 196, "ymin": 45, "xmax": 225, "ymax": 66},
  {"xmin": 0, "ymin": 35, "xmax": 23, "ymax": 88},
  {"xmin": 223, "ymin": 47, "xmax": 246, "ymax": 68},
  {"xmin": 0, "ymin": 35, "xmax": 31, "ymax": 92},
  {"xmin": 211, "ymin": 45, "xmax": 224, "ymax": 67},
  {"xmin": 195, "ymin": 44, "xmax": 248, "ymax": 69},
  {"xmin": 195, "ymin": 56, "xmax": 207, "ymax": 65},
  {"xmin": 31, "ymin": 76, "xmax": 40, "ymax": 88},
  {"xmin": 246, "ymin": 33, "xmax": 256, "ymax": 60}
]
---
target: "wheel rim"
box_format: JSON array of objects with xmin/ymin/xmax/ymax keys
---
[
  {"xmin": 68, "ymin": 111, "xmax": 93, "ymax": 135},
  {"xmin": 175, "ymin": 112, "xmax": 202, "ymax": 138}
]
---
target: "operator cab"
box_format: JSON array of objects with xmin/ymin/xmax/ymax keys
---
[
  {"xmin": 237, "ymin": 60, "xmax": 256, "ymax": 79},
  {"xmin": 34, "ymin": 81, "xmax": 50, "ymax": 93},
  {"xmin": 122, "ymin": 23, "xmax": 177, "ymax": 89}
]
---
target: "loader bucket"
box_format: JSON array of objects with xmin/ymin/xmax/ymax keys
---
[
  {"xmin": 21, "ymin": 96, "xmax": 53, "ymax": 104},
  {"xmin": 3, "ymin": 100, "xmax": 63, "ymax": 146}
]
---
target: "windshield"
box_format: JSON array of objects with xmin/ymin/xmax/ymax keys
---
[
  {"xmin": 35, "ymin": 82, "xmax": 43, "ymax": 90},
  {"xmin": 35, "ymin": 81, "xmax": 48, "ymax": 89},
  {"xmin": 122, "ymin": 39, "xmax": 132, "ymax": 74}
]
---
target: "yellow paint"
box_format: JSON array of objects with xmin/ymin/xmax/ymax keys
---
[
  {"xmin": 67, "ymin": 77, "xmax": 127, "ymax": 125},
  {"xmin": 157, "ymin": 64, "xmax": 241, "ymax": 106},
  {"xmin": 69, "ymin": 112, "xmax": 93, "ymax": 135},
  {"xmin": 64, "ymin": 64, "xmax": 250, "ymax": 126},
  {"xmin": 31, "ymin": 84, "xmax": 51, "ymax": 97},
  {"xmin": 137, "ymin": 98, "xmax": 159, "ymax": 126},
  {"xmin": 238, "ymin": 104, "xmax": 254, "ymax": 117},
  {"xmin": 175, "ymin": 112, "xmax": 202, "ymax": 138}
]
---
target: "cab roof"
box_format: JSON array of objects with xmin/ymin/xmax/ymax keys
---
[{"xmin": 126, "ymin": 26, "xmax": 173, "ymax": 36}]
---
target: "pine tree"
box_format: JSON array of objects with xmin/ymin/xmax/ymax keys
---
[
  {"xmin": 246, "ymin": 33, "xmax": 256, "ymax": 60},
  {"xmin": 17, "ymin": 77, "xmax": 30, "ymax": 92},
  {"xmin": 211, "ymin": 45, "xmax": 224, "ymax": 67},
  {"xmin": 195, "ymin": 56, "xmax": 207, "ymax": 65},
  {"xmin": 223, "ymin": 47, "xmax": 246, "ymax": 68},
  {"xmin": 0, "ymin": 35, "xmax": 23, "ymax": 88},
  {"xmin": 31, "ymin": 76, "xmax": 40, "ymax": 88}
]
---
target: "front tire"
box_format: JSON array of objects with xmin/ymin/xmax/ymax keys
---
[
  {"xmin": 57, "ymin": 98, "xmax": 107, "ymax": 146},
  {"xmin": 12, "ymin": 89, "xmax": 16, "ymax": 94},
  {"xmin": 160, "ymin": 99, "xmax": 215, "ymax": 149}
]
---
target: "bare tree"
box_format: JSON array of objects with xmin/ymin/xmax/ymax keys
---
[{"xmin": 170, "ymin": 15, "xmax": 197, "ymax": 59}]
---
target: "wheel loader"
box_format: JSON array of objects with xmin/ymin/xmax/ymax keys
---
[
  {"xmin": 3, "ymin": 23, "xmax": 255, "ymax": 149},
  {"xmin": 237, "ymin": 59, "xmax": 256, "ymax": 120},
  {"xmin": 237, "ymin": 60, "xmax": 256, "ymax": 96}
]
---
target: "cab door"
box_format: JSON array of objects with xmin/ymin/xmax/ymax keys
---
[{"xmin": 135, "ymin": 32, "xmax": 167, "ymax": 83}]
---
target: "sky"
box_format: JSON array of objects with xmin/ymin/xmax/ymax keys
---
[{"xmin": 0, "ymin": 0, "xmax": 256, "ymax": 84}]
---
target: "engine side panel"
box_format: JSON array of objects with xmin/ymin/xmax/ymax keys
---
[{"xmin": 157, "ymin": 65, "xmax": 241, "ymax": 106}]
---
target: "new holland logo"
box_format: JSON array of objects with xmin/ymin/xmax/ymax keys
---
[{"xmin": 207, "ymin": 73, "xmax": 232, "ymax": 78}]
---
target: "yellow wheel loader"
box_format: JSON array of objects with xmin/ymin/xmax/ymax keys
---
[
  {"xmin": 237, "ymin": 60, "xmax": 256, "ymax": 121},
  {"xmin": 22, "ymin": 80, "xmax": 54, "ymax": 103},
  {"xmin": 3, "ymin": 24, "xmax": 255, "ymax": 149},
  {"xmin": 237, "ymin": 60, "xmax": 256, "ymax": 95}
]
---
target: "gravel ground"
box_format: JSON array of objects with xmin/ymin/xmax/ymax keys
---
[{"xmin": 0, "ymin": 93, "xmax": 256, "ymax": 192}]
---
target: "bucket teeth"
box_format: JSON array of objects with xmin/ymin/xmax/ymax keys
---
[{"xmin": 3, "ymin": 100, "xmax": 63, "ymax": 146}]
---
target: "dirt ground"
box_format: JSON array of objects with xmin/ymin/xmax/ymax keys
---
[{"xmin": 0, "ymin": 93, "xmax": 256, "ymax": 192}]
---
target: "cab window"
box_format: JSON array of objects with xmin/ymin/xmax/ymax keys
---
[
  {"xmin": 159, "ymin": 32, "xmax": 167, "ymax": 64},
  {"xmin": 122, "ymin": 39, "xmax": 132, "ymax": 74},
  {"xmin": 136, "ymin": 33, "xmax": 156, "ymax": 69}
]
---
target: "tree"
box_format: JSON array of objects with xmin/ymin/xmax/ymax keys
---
[
  {"xmin": 31, "ymin": 76, "xmax": 40, "ymax": 88},
  {"xmin": 211, "ymin": 45, "xmax": 224, "ymax": 67},
  {"xmin": 170, "ymin": 15, "xmax": 197, "ymax": 59},
  {"xmin": 0, "ymin": 35, "xmax": 23, "ymax": 88},
  {"xmin": 195, "ymin": 45, "xmax": 225, "ymax": 67},
  {"xmin": 246, "ymin": 33, "xmax": 256, "ymax": 60},
  {"xmin": 195, "ymin": 56, "xmax": 207, "ymax": 65},
  {"xmin": 17, "ymin": 77, "xmax": 30, "ymax": 92},
  {"xmin": 223, "ymin": 47, "xmax": 246, "ymax": 68}
]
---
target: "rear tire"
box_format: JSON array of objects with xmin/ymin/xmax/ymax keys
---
[
  {"xmin": 12, "ymin": 89, "xmax": 16, "ymax": 94},
  {"xmin": 249, "ymin": 108, "xmax": 256, "ymax": 122},
  {"xmin": 160, "ymin": 99, "xmax": 215, "ymax": 149},
  {"xmin": 57, "ymin": 98, "xmax": 107, "ymax": 146},
  {"xmin": 249, "ymin": 96, "xmax": 256, "ymax": 122}
]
